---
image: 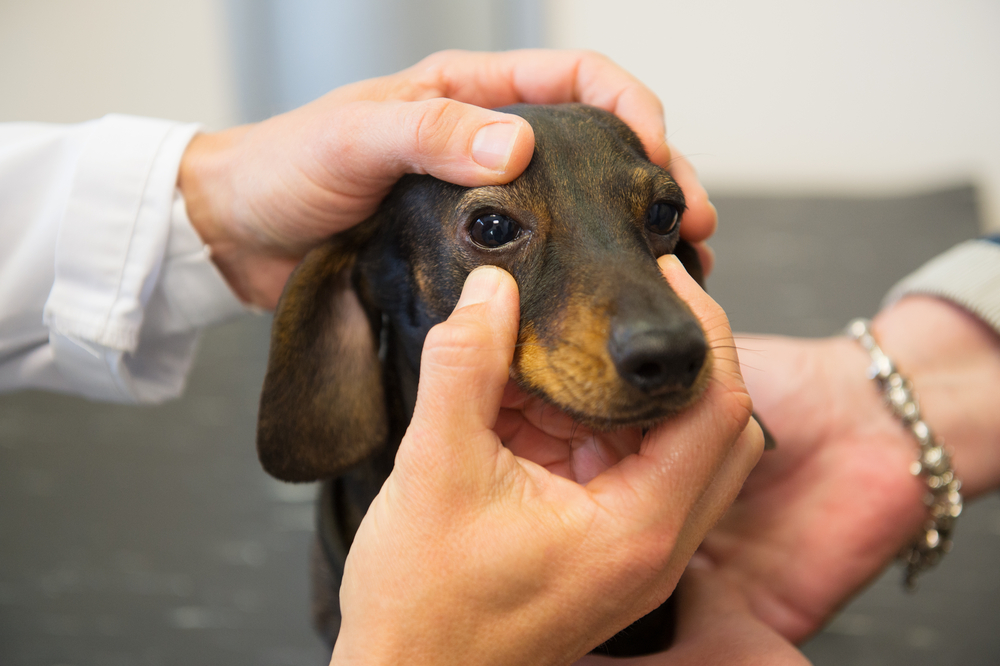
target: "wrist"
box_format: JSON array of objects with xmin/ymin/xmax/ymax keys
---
[
  {"xmin": 823, "ymin": 334, "xmax": 930, "ymax": 533},
  {"xmin": 738, "ymin": 333, "xmax": 930, "ymax": 550},
  {"xmin": 177, "ymin": 127, "xmax": 246, "ymax": 254},
  {"xmin": 871, "ymin": 295, "xmax": 1000, "ymax": 498},
  {"xmin": 177, "ymin": 126, "xmax": 298, "ymax": 309}
]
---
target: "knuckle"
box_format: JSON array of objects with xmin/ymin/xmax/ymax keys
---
[
  {"xmin": 422, "ymin": 49, "xmax": 462, "ymax": 67},
  {"xmin": 577, "ymin": 48, "xmax": 612, "ymax": 66},
  {"xmin": 410, "ymin": 98, "xmax": 461, "ymax": 159},
  {"xmin": 423, "ymin": 316, "xmax": 482, "ymax": 359}
]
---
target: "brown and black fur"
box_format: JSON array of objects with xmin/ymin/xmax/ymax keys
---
[{"xmin": 258, "ymin": 104, "xmax": 716, "ymax": 657}]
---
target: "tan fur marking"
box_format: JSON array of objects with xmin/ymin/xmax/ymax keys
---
[{"xmin": 515, "ymin": 292, "xmax": 712, "ymax": 429}]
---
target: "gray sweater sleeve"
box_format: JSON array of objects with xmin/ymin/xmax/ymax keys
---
[{"xmin": 882, "ymin": 236, "xmax": 1000, "ymax": 335}]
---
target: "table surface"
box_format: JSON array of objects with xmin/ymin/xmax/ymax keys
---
[{"xmin": 1, "ymin": 185, "xmax": 996, "ymax": 665}]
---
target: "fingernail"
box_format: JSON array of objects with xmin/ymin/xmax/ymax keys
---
[
  {"xmin": 456, "ymin": 266, "xmax": 502, "ymax": 309},
  {"xmin": 658, "ymin": 253, "xmax": 691, "ymax": 278},
  {"xmin": 659, "ymin": 254, "xmax": 683, "ymax": 269},
  {"xmin": 472, "ymin": 122, "xmax": 520, "ymax": 172}
]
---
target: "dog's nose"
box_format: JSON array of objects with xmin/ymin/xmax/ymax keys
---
[{"xmin": 608, "ymin": 319, "xmax": 707, "ymax": 395}]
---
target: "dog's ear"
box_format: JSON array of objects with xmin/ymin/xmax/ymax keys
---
[
  {"xmin": 672, "ymin": 239, "xmax": 705, "ymax": 288},
  {"xmin": 256, "ymin": 232, "xmax": 387, "ymax": 482}
]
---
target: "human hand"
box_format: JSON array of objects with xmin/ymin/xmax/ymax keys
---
[
  {"xmin": 700, "ymin": 295, "xmax": 1000, "ymax": 642},
  {"xmin": 574, "ymin": 557, "xmax": 811, "ymax": 666},
  {"xmin": 176, "ymin": 49, "xmax": 717, "ymax": 308},
  {"xmin": 331, "ymin": 256, "xmax": 762, "ymax": 666}
]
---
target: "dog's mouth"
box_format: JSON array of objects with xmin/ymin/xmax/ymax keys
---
[{"xmin": 496, "ymin": 380, "xmax": 647, "ymax": 483}]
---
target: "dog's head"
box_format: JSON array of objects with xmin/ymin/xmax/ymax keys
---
[{"xmin": 257, "ymin": 104, "xmax": 710, "ymax": 482}]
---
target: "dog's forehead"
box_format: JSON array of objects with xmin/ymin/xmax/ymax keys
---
[
  {"xmin": 515, "ymin": 105, "xmax": 649, "ymax": 178},
  {"xmin": 453, "ymin": 105, "xmax": 674, "ymax": 214},
  {"xmin": 501, "ymin": 103, "xmax": 647, "ymax": 155},
  {"xmin": 381, "ymin": 104, "xmax": 685, "ymax": 307}
]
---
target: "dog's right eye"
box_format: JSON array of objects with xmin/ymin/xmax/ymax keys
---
[
  {"xmin": 646, "ymin": 202, "xmax": 681, "ymax": 236},
  {"xmin": 469, "ymin": 214, "xmax": 521, "ymax": 248}
]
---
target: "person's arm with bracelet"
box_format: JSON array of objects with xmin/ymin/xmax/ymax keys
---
[{"xmin": 699, "ymin": 237, "xmax": 1000, "ymax": 641}]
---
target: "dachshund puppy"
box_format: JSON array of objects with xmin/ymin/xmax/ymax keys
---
[{"xmin": 257, "ymin": 104, "xmax": 713, "ymax": 656}]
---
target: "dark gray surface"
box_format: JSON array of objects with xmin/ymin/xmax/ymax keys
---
[
  {"xmin": 0, "ymin": 318, "xmax": 329, "ymax": 666},
  {"xmin": 0, "ymin": 185, "xmax": 996, "ymax": 664}
]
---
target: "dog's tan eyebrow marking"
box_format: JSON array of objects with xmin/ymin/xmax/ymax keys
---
[
  {"xmin": 456, "ymin": 183, "xmax": 552, "ymax": 234},
  {"xmin": 458, "ymin": 186, "xmax": 521, "ymax": 212},
  {"xmin": 630, "ymin": 166, "xmax": 654, "ymax": 189}
]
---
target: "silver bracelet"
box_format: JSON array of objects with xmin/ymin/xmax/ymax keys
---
[{"xmin": 846, "ymin": 318, "xmax": 963, "ymax": 589}]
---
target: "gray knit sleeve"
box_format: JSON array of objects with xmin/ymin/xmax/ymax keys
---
[{"xmin": 882, "ymin": 237, "xmax": 1000, "ymax": 334}]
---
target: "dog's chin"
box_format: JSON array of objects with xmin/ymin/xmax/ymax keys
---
[{"xmin": 552, "ymin": 399, "xmax": 694, "ymax": 433}]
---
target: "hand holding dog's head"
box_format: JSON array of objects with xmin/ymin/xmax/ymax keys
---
[
  {"xmin": 334, "ymin": 255, "xmax": 763, "ymax": 665},
  {"xmin": 258, "ymin": 104, "xmax": 712, "ymax": 482}
]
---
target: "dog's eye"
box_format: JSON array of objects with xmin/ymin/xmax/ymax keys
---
[
  {"xmin": 470, "ymin": 214, "xmax": 521, "ymax": 248},
  {"xmin": 646, "ymin": 202, "xmax": 680, "ymax": 236}
]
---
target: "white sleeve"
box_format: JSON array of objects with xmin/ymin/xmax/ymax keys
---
[{"xmin": 0, "ymin": 114, "xmax": 249, "ymax": 403}]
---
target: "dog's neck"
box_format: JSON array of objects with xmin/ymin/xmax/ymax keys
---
[{"xmin": 387, "ymin": 321, "xmax": 420, "ymax": 424}]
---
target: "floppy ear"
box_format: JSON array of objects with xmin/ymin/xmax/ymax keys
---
[
  {"xmin": 672, "ymin": 239, "xmax": 705, "ymax": 288},
  {"xmin": 257, "ymin": 233, "xmax": 387, "ymax": 482}
]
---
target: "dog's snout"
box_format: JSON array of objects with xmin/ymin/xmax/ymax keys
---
[{"xmin": 609, "ymin": 319, "xmax": 707, "ymax": 395}]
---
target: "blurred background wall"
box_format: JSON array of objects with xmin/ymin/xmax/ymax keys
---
[
  {"xmin": 225, "ymin": 0, "xmax": 545, "ymax": 121},
  {"xmin": 547, "ymin": 0, "xmax": 1000, "ymax": 228},
  {"xmin": 2, "ymin": 0, "xmax": 997, "ymax": 228},
  {"xmin": 0, "ymin": 0, "xmax": 238, "ymax": 128}
]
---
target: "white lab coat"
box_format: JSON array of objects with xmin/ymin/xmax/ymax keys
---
[{"xmin": 0, "ymin": 115, "xmax": 246, "ymax": 403}]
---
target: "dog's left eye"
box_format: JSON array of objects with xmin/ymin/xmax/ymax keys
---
[
  {"xmin": 470, "ymin": 214, "xmax": 521, "ymax": 248},
  {"xmin": 646, "ymin": 202, "xmax": 680, "ymax": 236}
]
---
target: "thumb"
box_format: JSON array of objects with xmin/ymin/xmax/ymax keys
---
[
  {"xmin": 406, "ymin": 267, "xmax": 520, "ymax": 459},
  {"xmin": 351, "ymin": 98, "xmax": 535, "ymax": 186}
]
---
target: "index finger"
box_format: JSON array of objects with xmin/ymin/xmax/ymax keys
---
[{"xmin": 588, "ymin": 255, "xmax": 755, "ymax": 525}]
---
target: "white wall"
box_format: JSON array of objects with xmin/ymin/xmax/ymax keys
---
[
  {"xmin": 3, "ymin": 0, "xmax": 997, "ymax": 230},
  {"xmin": 546, "ymin": 0, "xmax": 1000, "ymax": 230},
  {"xmin": 0, "ymin": 0, "xmax": 237, "ymax": 129}
]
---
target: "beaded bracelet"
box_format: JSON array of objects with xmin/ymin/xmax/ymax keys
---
[{"xmin": 846, "ymin": 318, "xmax": 963, "ymax": 589}]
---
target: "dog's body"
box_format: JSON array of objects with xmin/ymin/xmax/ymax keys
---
[{"xmin": 257, "ymin": 104, "xmax": 714, "ymax": 657}]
